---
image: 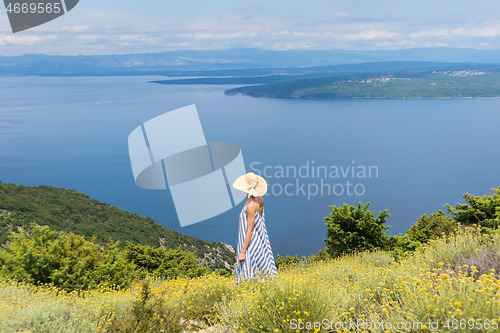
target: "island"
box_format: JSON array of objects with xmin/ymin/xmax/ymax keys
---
[{"xmin": 224, "ymin": 68, "xmax": 500, "ymax": 99}]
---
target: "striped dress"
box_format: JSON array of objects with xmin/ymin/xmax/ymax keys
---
[{"xmin": 235, "ymin": 205, "xmax": 277, "ymax": 284}]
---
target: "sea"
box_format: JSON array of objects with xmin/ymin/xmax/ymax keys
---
[{"xmin": 0, "ymin": 75, "xmax": 499, "ymax": 257}]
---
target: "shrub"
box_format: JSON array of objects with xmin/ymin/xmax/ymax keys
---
[
  {"xmin": 445, "ymin": 186, "xmax": 500, "ymax": 230},
  {"xmin": 214, "ymin": 269, "xmax": 230, "ymax": 277},
  {"xmin": 0, "ymin": 223, "xmax": 134, "ymax": 291},
  {"xmin": 275, "ymin": 254, "xmax": 300, "ymax": 269},
  {"xmin": 124, "ymin": 242, "xmax": 209, "ymax": 280},
  {"xmin": 324, "ymin": 202, "xmax": 390, "ymax": 257},
  {"xmin": 407, "ymin": 210, "xmax": 459, "ymax": 244},
  {"xmin": 383, "ymin": 234, "xmax": 420, "ymax": 261},
  {"xmin": 305, "ymin": 248, "xmax": 331, "ymax": 263},
  {"xmin": 275, "ymin": 249, "xmax": 331, "ymax": 270}
]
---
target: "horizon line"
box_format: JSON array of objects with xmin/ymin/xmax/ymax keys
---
[{"xmin": 3, "ymin": 46, "xmax": 500, "ymax": 58}]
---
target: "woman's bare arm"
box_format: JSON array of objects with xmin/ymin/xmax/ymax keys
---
[{"xmin": 238, "ymin": 202, "xmax": 257, "ymax": 263}]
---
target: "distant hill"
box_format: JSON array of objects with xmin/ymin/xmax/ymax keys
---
[
  {"xmin": 225, "ymin": 66, "xmax": 500, "ymax": 99},
  {"xmin": 0, "ymin": 180, "xmax": 236, "ymax": 271},
  {"xmin": 4, "ymin": 48, "xmax": 500, "ymax": 76},
  {"xmin": 150, "ymin": 61, "xmax": 495, "ymax": 86}
]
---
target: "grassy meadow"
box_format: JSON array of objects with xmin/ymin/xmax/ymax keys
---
[{"xmin": 0, "ymin": 226, "xmax": 499, "ymax": 333}]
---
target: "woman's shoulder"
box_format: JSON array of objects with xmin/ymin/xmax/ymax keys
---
[
  {"xmin": 248, "ymin": 196, "xmax": 263, "ymax": 208},
  {"xmin": 244, "ymin": 199, "xmax": 262, "ymax": 212},
  {"xmin": 245, "ymin": 200, "xmax": 259, "ymax": 210}
]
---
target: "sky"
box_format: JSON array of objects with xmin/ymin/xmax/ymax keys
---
[{"xmin": 1, "ymin": 0, "xmax": 500, "ymax": 55}]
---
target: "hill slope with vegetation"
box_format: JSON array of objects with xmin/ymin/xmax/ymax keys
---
[
  {"xmin": 225, "ymin": 68, "xmax": 500, "ymax": 99},
  {"xmin": 0, "ymin": 180, "xmax": 235, "ymax": 271}
]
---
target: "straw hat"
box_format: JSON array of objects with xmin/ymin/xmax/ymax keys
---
[{"xmin": 232, "ymin": 172, "xmax": 267, "ymax": 197}]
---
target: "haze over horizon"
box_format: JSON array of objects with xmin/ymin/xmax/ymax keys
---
[
  {"xmin": 1, "ymin": 0, "xmax": 500, "ymax": 56},
  {"xmin": 3, "ymin": 46, "xmax": 500, "ymax": 58}
]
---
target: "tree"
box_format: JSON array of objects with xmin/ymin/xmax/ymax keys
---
[
  {"xmin": 324, "ymin": 202, "xmax": 390, "ymax": 257},
  {"xmin": 445, "ymin": 186, "xmax": 500, "ymax": 230}
]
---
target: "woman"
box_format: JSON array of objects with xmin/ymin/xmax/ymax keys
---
[{"xmin": 232, "ymin": 172, "xmax": 277, "ymax": 284}]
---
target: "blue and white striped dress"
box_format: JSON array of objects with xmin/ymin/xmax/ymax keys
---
[{"xmin": 235, "ymin": 205, "xmax": 277, "ymax": 284}]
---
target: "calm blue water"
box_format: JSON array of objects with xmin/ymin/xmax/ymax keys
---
[{"xmin": 0, "ymin": 76, "xmax": 499, "ymax": 257}]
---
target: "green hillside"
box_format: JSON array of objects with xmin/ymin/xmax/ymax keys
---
[
  {"xmin": 225, "ymin": 68, "xmax": 500, "ymax": 98},
  {"xmin": 0, "ymin": 181, "xmax": 236, "ymax": 271}
]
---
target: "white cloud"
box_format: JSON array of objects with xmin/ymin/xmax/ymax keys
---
[
  {"xmin": 344, "ymin": 30, "xmax": 401, "ymax": 41},
  {"xmin": 61, "ymin": 25, "xmax": 90, "ymax": 33},
  {"xmin": 410, "ymin": 25, "xmax": 500, "ymax": 39},
  {"xmin": 0, "ymin": 32, "xmax": 58, "ymax": 46},
  {"xmin": 74, "ymin": 34, "xmax": 107, "ymax": 42},
  {"xmin": 336, "ymin": 11, "xmax": 351, "ymax": 17},
  {"xmin": 2, "ymin": 0, "xmax": 500, "ymax": 54},
  {"xmin": 4, "ymin": 15, "xmax": 500, "ymax": 55},
  {"xmin": 87, "ymin": 12, "xmax": 129, "ymax": 19}
]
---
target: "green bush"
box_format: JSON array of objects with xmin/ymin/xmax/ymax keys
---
[
  {"xmin": 445, "ymin": 186, "xmax": 500, "ymax": 230},
  {"xmin": 0, "ymin": 223, "xmax": 212, "ymax": 291},
  {"xmin": 275, "ymin": 254, "xmax": 300, "ymax": 269},
  {"xmin": 124, "ymin": 242, "xmax": 209, "ymax": 280},
  {"xmin": 0, "ymin": 224, "xmax": 134, "ymax": 291},
  {"xmin": 324, "ymin": 202, "xmax": 390, "ymax": 257},
  {"xmin": 383, "ymin": 234, "xmax": 420, "ymax": 261},
  {"xmin": 305, "ymin": 248, "xmax": 331, "ymax": 263},
  {"xmin": 275, "ymin": 249, "xmax": 331, "ymax": 269},
  {"xmin": 384, "ymin": 211, "xmax": 458, "ymax": 261},
  {"xmin": 213, "ymin": 269, "xmax": 230, "ymax": 277},
  {"xmin": 407, "ymin": 210, "xmax": 459, "ymax": 244}
]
